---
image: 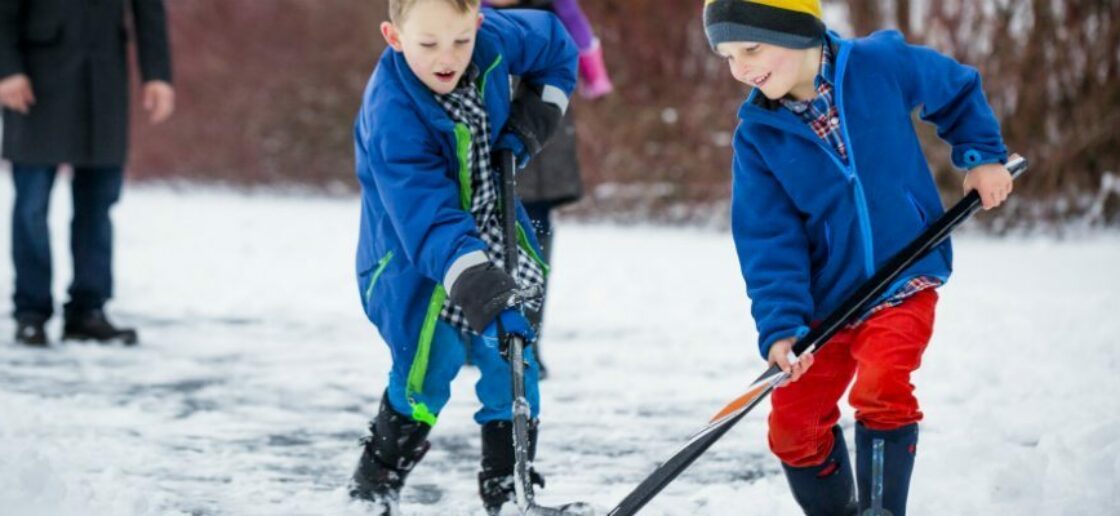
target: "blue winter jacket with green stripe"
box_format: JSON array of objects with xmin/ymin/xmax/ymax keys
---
[
  {"xmin": 353, "ymin": 9, "xmax": 576, "ymax": 412},
  {"xmin": 733, "ymin": 30, "xmax": 1007, "ymax": 359}
]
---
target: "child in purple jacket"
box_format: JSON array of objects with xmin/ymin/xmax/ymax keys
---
[{"xmin": 487, "ymin": 0, "xmax": 613, "ymax": 98}]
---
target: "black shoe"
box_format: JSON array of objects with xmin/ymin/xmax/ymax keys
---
[
  {"xmin": 478, "ymin": 420, "xmax": 545, "ymax": 514},
  {"xmin": 14, "ymin": 316, "xmax": 48, "ymax": 347},
  {"xmin": 350, "ymin": 396, "xmax": 432, "ymax": 514},
  {"xmin": 63, "ymin": 309, "xmax": 138, "ymax": 345}
]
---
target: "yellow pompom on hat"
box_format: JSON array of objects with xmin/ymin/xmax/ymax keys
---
[{"xmin": 703, "ymin": 0, "xmax": 826, "ymax": 50}]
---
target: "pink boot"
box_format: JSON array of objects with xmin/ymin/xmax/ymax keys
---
[{"xmin": 578, "ymin": 38, "xmax": 614, "ymax": 99}]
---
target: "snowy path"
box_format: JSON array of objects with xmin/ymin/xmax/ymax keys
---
[{"xmin": 1, "ymin": 180, "xmax": 1118, "ymax": 515}]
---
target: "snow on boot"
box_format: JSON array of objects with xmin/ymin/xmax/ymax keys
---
[
  {"xmin": 856, "ymin": 422, "xmax": 918, "ymax": 516},
  {"xmin": 63, "ymin": 309, "xmax": 137, "ymax": 345},
  {"xmin": 478, "ymin": 419, "xmax": 544, "ymax": 515},
  {"xmin": 781, "ymin": 425, "xmax": 858, "ymax": 516},
  {"xmin": 350, "ymin": 396, "xmax": 432, "ymax": 515}
]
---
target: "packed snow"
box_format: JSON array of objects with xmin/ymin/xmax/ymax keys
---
[{"xmin": 1, "ymin": 177, "xmax": 1118, "ymax": 515}]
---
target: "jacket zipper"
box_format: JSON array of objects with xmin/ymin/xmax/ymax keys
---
[{"xmin": 742, "ymin": 40, "xmax": 876, "ymax": 278}]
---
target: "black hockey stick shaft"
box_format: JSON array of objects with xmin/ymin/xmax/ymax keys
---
[
  {"xmin": 498, "ymin": 150, "xmax": 539, "ymax": 513},
  {"xmin": 608, "ymin": 154, "xmax": 1028, "ymax": 516}
]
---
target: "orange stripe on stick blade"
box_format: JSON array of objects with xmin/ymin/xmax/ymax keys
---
[{"xmin": 709, "ymin": 382, "xmax": 771, "ymax": 423}]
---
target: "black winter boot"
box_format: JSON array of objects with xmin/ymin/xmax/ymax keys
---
[
  {"xmin": 14, "ymin": 314, "xmax": 49, "ymax": 347},
  {"xmin": 350, "ymin": 396, "xmax": 432, "ymax": 515},
  {"xmin": 63, "ymin": 309, "xmax": 137, "ymax": 345},
  {"xmin": 781, "ymin": 425, "xmax": 858, "ymax": 516},
  {"xmin": 856, "ymin": 422, "xmax": 918, "ymax": 516},
  {"xmin": 478, "ymin": 420, "xmax": 545, "ymax": 515}
]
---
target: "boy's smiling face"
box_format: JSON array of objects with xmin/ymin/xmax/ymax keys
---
[
  {"xmin": 717, "ymin": 41, "xmax": 820, "ymax": 101},
  {"xmin": 381, "ymin": 2, "xmax": 483, "ymax": 95}
]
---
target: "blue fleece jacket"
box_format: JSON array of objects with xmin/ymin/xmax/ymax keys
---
[{"xmin": 732, "ymin": 30, "xmax": 1007, "ymax": 359}]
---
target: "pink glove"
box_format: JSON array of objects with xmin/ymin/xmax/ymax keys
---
[{"xmin": 578, "ymin": 38, "xmax": 614, "ymax": 99}]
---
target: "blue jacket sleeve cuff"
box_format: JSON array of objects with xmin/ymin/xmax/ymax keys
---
[
  {"xmin": 759, "ymin": 325, "xmax": 810, "ymax": 360},
  {"xmin": 954, "ymin": 147, "xmax": 1008, "ymax": 171},
  {"xmin": 539, "ymin": 83, "xmax": 570, "ymax": 114},
  {"xmin": 495, "ymin": 133, "xmax": 530, "ymax": 169}
]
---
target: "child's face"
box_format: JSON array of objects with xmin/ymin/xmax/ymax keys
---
[
  {"xmin": 717, "ymin": 41, "xmax": 819, "ymax": 100},
  {"xmin": 381, "ymin": 2, "xmax": 483, "ymax": 95}
]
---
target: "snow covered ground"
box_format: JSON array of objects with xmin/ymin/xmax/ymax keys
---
[{"xmin": 0, "ymin": 177, "xmax": 1118, "ymax": 515}]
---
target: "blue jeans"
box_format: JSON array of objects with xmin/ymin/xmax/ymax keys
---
[
  {"xmin": 386, "ymin": 321, "xmax": 541, "ymax": 425},
  {"xmin": 10, "ymin": 164, "xmax": 123, "ymax": 320}
]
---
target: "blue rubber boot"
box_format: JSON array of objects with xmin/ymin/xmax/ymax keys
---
[
  {"xmin": 781, "ymin": 425, "xmax": 858, "ymax": 516},
  {"xmin": 855, "ymin": 422, "xmax": 918, "ymax": 516}
]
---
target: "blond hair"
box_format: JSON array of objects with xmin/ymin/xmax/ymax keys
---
[{"xmin": 389, "ymin": 0, "xmax": 480, "ymax": 23}]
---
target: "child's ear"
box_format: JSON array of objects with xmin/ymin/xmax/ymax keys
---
[
  {"xmin": 477, "ymin": 12, "xmax": 484, "ymax": 30},
  {"xmin": 381, "ymin": 21, "xmax": 403, "ymax": 52}
]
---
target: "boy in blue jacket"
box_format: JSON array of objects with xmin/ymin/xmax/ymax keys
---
[
  {"xmin": 704, "ymin": 0, "xmax": 1013, "ymax": 514},
  {"xmin": 349, "ymin": 1, "xmax": 576, "ymax": 513}
]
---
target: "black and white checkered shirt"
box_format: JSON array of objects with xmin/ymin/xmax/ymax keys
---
[{"xmin": 434, "ymin": 68, "xmax": 546, "ymax": 333}]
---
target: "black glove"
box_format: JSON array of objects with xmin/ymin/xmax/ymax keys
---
[
  {"xmin": 447, "ymin": 262, "xmax": 520, "ymax": 333},
  {"xmin": 500, "ymin": 85, "xmax": 564, "ymax": 161}
]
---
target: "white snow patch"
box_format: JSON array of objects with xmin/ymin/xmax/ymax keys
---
[{"xmin": 0, "ymin": 178, "xmax": 1117, "ymax": 514}]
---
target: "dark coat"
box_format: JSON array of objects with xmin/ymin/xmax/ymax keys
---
[
  {"xmin": 0, "ymin": 0, "xmax": 172, "ymax": 166},
  {"xmin": 499, "ymin": 0, "xmax": 584, "ymax": 206},
  {"xmin": 516, "ymin": 108, "xmax": 582, "ymax": 205}
]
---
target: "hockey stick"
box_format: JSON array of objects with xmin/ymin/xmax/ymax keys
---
[
  {"xmin": 608, "ymin": 154, "xmax": 1029, "ymax": 516},
  {"xmin": 497, "ymin": 150, "xmax": 595, "ymax": 516}
]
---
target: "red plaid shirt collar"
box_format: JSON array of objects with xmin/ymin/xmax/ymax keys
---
[{"xmin": 779, "ymin": 40, "xmax": 847, "ymax": 163}]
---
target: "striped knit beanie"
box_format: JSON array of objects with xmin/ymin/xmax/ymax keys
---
[{"xmin": 703, "ymin": 0, "xmax": 825, "ymax": 50}]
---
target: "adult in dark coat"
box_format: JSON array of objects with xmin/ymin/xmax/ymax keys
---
[
  {"xmin": 489, "ymin": 0, "xmax": 612, "ymax": 377},
  {"xmin": 0, "ymin": 0, "xmax": 174, "ymax": 346}
]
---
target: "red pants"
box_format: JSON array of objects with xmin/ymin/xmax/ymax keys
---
[{"xmin": 769, "ymin": 289, "xmax": 938, "ymax": 467}]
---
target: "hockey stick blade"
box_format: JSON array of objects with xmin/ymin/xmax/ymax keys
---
[
  {"xmin": 528, "ymin": 501, "xmax": 597, "ymax": 515},
  {"xmin": 606, "ymin": 367, "xmax": 787, "ymax": 516}
]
